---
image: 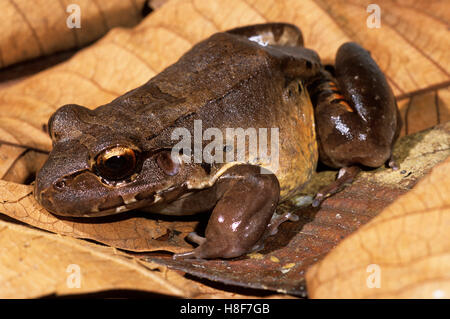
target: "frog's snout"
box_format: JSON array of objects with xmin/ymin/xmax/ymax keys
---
[
  {"xmin": 34, "ymin": 185, "xmax": 68, "ymax": 217},
  {"xmin": 34, "ymin": 173, "xmax": 102, "ymax": 217}
]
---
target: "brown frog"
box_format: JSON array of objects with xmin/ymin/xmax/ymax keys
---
[{"xmin": 34, "ymin": 23, "xmax": 400, "ymax": 259}]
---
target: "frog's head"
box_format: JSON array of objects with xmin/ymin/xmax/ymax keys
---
[{"xmin": 35, "ymin": 104, "xmax": 207, "ymax": 217}]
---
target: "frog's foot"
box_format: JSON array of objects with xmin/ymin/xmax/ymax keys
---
[
  {"xmin": 185, "ymin": 232, "xmax": 206, "ymax": 245},
  {"xmin": 312, "ymin": 166, "xmax": 361, "ymax": 207},
  {"xmin": 172, "ymin": 250, "xmax": 197, "ymax": 260},
  {"xmin": 172, "ymin": 232, "xmax": 206, "ymax": 260},
  {"xmin": 267, "ymin": 211, "xmax": 299, "ymax": 236},
  {"xmin": 250, "ymin": 211, "xmax": 299, "ymax": 252}
]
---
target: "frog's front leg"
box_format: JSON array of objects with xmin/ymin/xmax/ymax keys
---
[
  {"xmin": 173, "ymin": 165, "xmax": 281, "ymax": 260},
  {"xmin": 309, "ymin": 42, "xmax": 401, "ymax": 206}
]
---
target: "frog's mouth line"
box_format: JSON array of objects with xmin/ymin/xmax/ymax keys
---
[
  {"xmin": 84, "ymin": 184, "xmax": 190, "ymax": 217},
  {"xmin": 89, "ymin": 195, "xmax": 158, "ymax": 217}
]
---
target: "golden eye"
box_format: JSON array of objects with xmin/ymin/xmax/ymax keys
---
[{"xmin": 95, "ymin": 146, "xmax": 137, "ymax": 181}]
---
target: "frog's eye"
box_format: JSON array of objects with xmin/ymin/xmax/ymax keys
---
[
  {"xmin": 95, "ymin": 146, "xmax": 137, "ymax": 181},
  {"xmin": 156, "ymin": 150, "xmax": 180, "ymax": 176}
]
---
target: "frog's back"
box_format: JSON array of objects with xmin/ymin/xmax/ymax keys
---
[{"xmin": 112, "ymin": 34, "xmax": 272, "ymax": 115}]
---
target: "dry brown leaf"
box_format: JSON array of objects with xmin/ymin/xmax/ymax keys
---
[
  {"xmin": 398, "ymin": 87, "xmax": 450, "ymax": 136},
  {"xmin": 1, "ymin": 150, "xmax": 47, "ymax": 183},
  {"xmin": 0, "ymin": 116, "xmax": 50, "ymax": 151},
  {"xmin": 0, "ymin": 116, "xmax": 50, "ymax": 183},
  {"xmin": 0, "ymin": 218, "xmax": 200, "ymax": 298},
  {"xmin": 306, "ymin": 156, "xmax": 450, "ymax": 298},
  {"xmin": 0, "ymin": 219, "xmax": 289, "ymax": 298},
  {"xmin": 0, "ymin": 0, "xmax": 449, "ymax": 298},
  {"xmin": 0, "ymin": 0, "xmax": 147, "ymax": 68}
]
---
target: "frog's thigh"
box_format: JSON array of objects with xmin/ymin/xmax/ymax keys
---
[
  {"xmin": 311, "ymin": 43, "xmax": 400, "ymax": 207},
  {"xmin": 314, "ymin": 42, "xmax": 399, "ymax": 169},
  {"xmin": 315, "ymin": 103, "xmax": 384, "ymax": 167},
  {"xmin": 174, "ymin": 165, "xmax": 280, "ymax": 260}
]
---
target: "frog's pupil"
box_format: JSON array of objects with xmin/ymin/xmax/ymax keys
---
[{"xmin": 106, "ymin": 155, "xmax": 127, "ymax": 171}]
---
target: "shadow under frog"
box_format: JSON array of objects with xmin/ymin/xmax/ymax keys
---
[{"xmin": 35, "ymin": 23, "xmax": 400, "ymax": 259}]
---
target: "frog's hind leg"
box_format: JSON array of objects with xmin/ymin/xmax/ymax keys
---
[
  {"xmin": 173, "ymin": 165, "xmax": 281, "ymax": 260},
  {"xmin": 308, "ymin": 42, "xmax": 401, "ymax": 207}
]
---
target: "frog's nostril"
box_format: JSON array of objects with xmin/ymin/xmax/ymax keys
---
[{"xmin": 54, "ymin": 180, "xmax": 66, "ymax": 190}]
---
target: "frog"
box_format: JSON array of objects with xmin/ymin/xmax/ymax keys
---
[{"xmin": 34, "ymin": 23, "xmax": 400, "ymax": 259}]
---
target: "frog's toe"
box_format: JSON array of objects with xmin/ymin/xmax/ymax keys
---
[
  {"xmin": 172, "ymin": 250, "xmax": 198, "ymax": 260},
  {"xmin": 312, "ymin": 193, "xmax": 326, "ymax": 208},
  {"xmin": 185, "ymin": 232, "xmax": 206, "ymax": 245},
  {"xmin": 266, "ymin": 211, "xmax": 299, "ymax": 236},
  {"xmin": 286, "ymin": 211, "xmax": 299, "ymax": 222},
  {"xmin": 171, "ymin": 233, "xmax": 209, "ymax": 260},
  {"xmin": 313, "ymin": 166, "xmax": 361, "ymax": 207},
  {"xmin": 388, "ymin": 156, "xmax": 399, "ymax": 171}
]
